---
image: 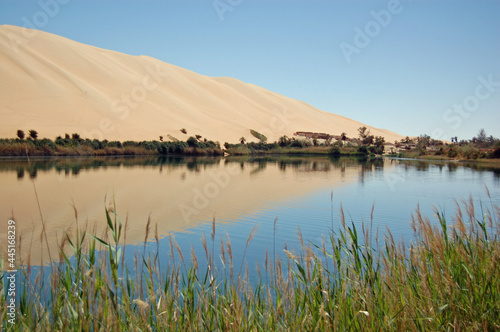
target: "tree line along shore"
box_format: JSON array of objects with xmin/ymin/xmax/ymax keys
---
[{"xmin": 1, "ymin": 127, "xmax": 499, "ymax": 160}]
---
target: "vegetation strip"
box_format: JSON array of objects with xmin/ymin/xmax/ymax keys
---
[{"xmin": 1, "ymin": 127, "xmax": 499, "ymax": 160}]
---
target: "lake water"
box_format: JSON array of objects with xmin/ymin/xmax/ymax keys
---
[{"xmin": 1, "ymin": 156, "xmax": 499, "ymax": 269}]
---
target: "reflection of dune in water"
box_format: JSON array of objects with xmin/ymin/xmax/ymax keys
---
[{"xmin": 0, "ymin": 157, "xmax": 394, "ymax": 265}]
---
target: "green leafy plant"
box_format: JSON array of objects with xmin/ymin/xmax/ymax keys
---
[{"xmin": 250, "ymin": 130, "xmax": 267, "ymax": 143}]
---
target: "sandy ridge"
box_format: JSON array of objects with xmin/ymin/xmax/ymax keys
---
[{"xmin": 0, "ymin": 25, "xmax": 404, "ymax": 144}]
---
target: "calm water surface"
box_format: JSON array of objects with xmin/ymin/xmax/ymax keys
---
[{"xmin": 1, "ymin": 156, "xmax": 499, "ymax": 268}]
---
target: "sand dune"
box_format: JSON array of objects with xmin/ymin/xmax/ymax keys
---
[{"xmin": 0, "ymin": 25, "xmax": 404, "ymax": 144}]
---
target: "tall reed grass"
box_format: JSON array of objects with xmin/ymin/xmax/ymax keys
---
[{"xmin": 1, "ymin": 195, "xmax": 499, "ymax": 331}]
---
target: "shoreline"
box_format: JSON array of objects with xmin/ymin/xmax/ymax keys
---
[
  {"xmin": 2, "ymin": 137, "xmax": 499, "ymax": 164},
  {"xmin": 391, "ymin": 154, "xmax": 500, "ymax": 166}
]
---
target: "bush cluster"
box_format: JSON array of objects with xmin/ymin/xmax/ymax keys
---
[{"xmin": 0, "ymin": 134, "xmax": 223, "ymax": 157}]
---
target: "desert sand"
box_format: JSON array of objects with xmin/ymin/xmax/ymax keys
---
[{"xmin": 0, "ymin": 25, "xmax": 404, "ymax": 144}]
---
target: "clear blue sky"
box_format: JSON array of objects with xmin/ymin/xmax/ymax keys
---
[{"xmin": 1, "ymin": 0, "xmax": 499, "ymax": 140}]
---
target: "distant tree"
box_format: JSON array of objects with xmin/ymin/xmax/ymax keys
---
[
  {"xmin": 16, "ymin": 130, "xmax": 25, "ymax": 140},
  {"xmin": 195, "ymin": 135, "xmax": 202, "ymax": 141},
  {"xmin": 358, "ymin": 127, "xmax": 374, "ymax": 146},
  {"xmin": 476, "ymin": 128, "xmax": 487, "ymax": 144},
  {"xmin": 375, "ymin": 136, "xmax": 385, "ymax": 147},
  {"xmin": 240, "ymin": 137, "xmax": 246, "ymax": 144},
  {"xmin": 65, "ymin": 133, "xmax": 70, "ymax": 139},
  {"xmin": 312, "ymin": 138, "xmax": 318, "ymax": 146},
  {"xmin": 417, "ymin": 134, "xmax": 430, "ymax": 148},
  {"xmin": 187, "ymin": 136, "xmax": 198, "ymax": 147},
  {"xmin": 159, "ymin": 136, "xmax": 163, "ymax": 142},
  {"xmin": 291, "ymin": 139, "xmax": 306, "ymax": 148},
  {"xmin": 340, "ymin": 132, "xmax": 347, "ymax": 144},
  {"xmin": 430, "ymin": 138, "xmax": 443, "ymax": 146},
  {"xmin": 29, "ymin": 129, "xmax": 38, "ymax": 140},
  {"xmin": 358, "ymin": 126, "xmax": 369, "ymax": 140},
  {"xmin": 278, "ymin": 135, "xmax": 290, "ymax": 147},
  {"xmin": 364, "ymin": 136, "xmax": 374, "ymax": 146},
  {"xmin": 71, "ymin": 133, "xmax": 80, "ymax": 140},
  {"xmin": 180, "ymin": 128, "xmax": 187, "ymax": 134}
]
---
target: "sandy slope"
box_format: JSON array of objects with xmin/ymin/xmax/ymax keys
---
[{"xmin": 0, "ymin": 25, "xmax": 404, "ymax": 144}]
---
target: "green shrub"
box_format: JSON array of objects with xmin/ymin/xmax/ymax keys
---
[
  {"xmin": 329, "ymin": 146, "xmax": 341, "ymax": 156},
  {"xmin": 250, "ymin": 129, "xmax": 268, "ymax": 142},
  {"xmin": 34, "ymin": 138, "xmax": 56, "ymax": 150},
  {"xmin": 357, "ymin": 146, "xmax": 368, "ymax": 155},
  {"xmin": 490, "ymin": 147, "xmax": 500, "ymax": 159},
  {"xmin": 447, "ymin": 146, "xmax": 458, "ymax": 158},
  {"xmin": 462, "ymin": 146, "xmax": 480, "ymax": 159},
  {"xmin": 187, "ymin": 136, "xmax": 199, "ymax": 148}
]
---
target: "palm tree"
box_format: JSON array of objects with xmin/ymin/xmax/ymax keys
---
[
  {"xmin": 16, "ymin": 130, "xmax": 25, "ymax": 140},
  {"xmin": 278, "ymin": 135, "xmax": 289, "ymax": 147},
  {"xmin": 340, "ymin": 132, "xmax": 347, "ymax": 146},
  {"xmin": 240, "ymin": 137, "xmax": 246, "ymax": 145},
  {"xmin": 29, "ymin": 129, "xmax": 38, "ymax": 140}
]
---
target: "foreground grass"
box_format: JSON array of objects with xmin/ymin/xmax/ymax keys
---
[{"xmin": 1, "ymin": 198, "xmax": 499, "ymax": 331}]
